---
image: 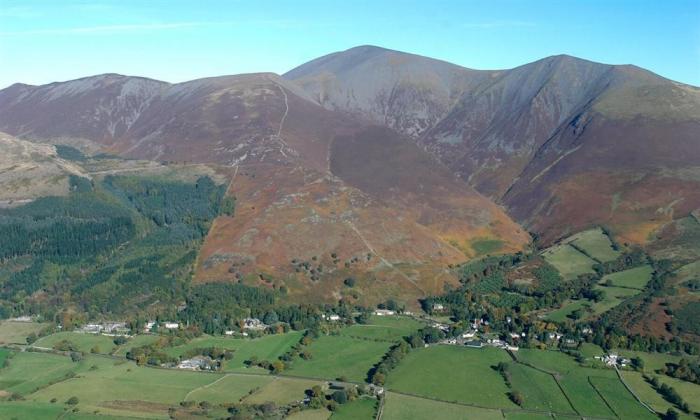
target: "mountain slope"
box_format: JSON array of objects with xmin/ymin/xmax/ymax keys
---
[
  {"xmin": 0, "ymin": 132, "xmax": 88, "ymax": 204},
  {"xmin": 288, "ymin": 47, "xmax": 700, "ymax": 244},
  {"xmin": 0, "ymin": 71, "xmax": 530, "ymax": 307}
]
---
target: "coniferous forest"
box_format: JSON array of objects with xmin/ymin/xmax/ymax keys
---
[{"xmin": 0, "ymin": 174, "xmax": 227, "ymax": 321}]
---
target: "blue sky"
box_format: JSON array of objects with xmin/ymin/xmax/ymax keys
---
[{"xmin": 1, "ymin": 0, "xmax": 699, "ymax": 88}]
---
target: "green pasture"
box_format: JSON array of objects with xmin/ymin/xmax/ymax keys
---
[
  {"xmin": 385, "ymin": 345, "xmax": 515, "ymax": 409},
  {"xmin": 284, "ymin": 335, "xmax": 390, "ymax": 382},
  {"xmin": 600, "ymin": 265, "xmax": 653, "ymax": 290},
  {"xmin": 338, "ymin": 315, "xmax": 424, "ymax": 342},
  {"xmin": 541, "ymin": 244, "xmax": 596, "ymax": 280},
  {"xmin": 382, "ymin": 392, "xmax": 504, "ymax": 420}
]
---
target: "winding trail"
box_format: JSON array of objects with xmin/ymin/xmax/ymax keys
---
[
  {"xmin": 183, "ymin": 373, "xmax": 232, "ymax": 401},
  {"xmin": 269, "ymin": 77, "xmax": 292, "ymax": 159}
]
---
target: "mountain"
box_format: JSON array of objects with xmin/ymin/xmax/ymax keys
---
[
  {"xmin": 0, "ymin": 69, "xmax": 530, "ymax": 307},
  {"xmin": 285, "ymin": 45, "xmax": 490, "ymax": 137},
  {"xmin": 286, "ymin": 46, "xmax": 700, "ymax": 245},
  {"xmin": 2, "ymin": 45, "xmax": 698, "ymax": 303}
]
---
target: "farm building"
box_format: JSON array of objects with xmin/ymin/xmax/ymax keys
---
[
  {"xmin": 374, "ymin": 309, "xmax": 395, "ymax": 316},
  {"xmin": 144, "ymin": 321, "xmax": 156, "ymax": 332},
  {"xmin": 243, "ymin": 318, "xmax": 266, "ymax": 330},
  {"xmin": 462, "ymin": 330, "xmax": 477, "ymax": 339},
  {"xmin": 177, "ymin": 356, "xmax": 213, "ymax": 370}
]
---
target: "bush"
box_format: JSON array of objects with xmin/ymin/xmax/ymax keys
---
[
  {"xmin": 331, "ymin": 390, "xmax": 348, "ymax": 404},
  {"xmin": 509, "ymin": 391, "xmax": 524, "ymax": 406},
  {"xmin": 113, "ymin": 336, "xmax": 128, "ymax": 345},
  {"xmin": 664, "ymin": 408, "xmax": 679, "ymax": 420},
  {"xmin": 66, "ymin": 396, "xmax": 79, "ymax": 405}
]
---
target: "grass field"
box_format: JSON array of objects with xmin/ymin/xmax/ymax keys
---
[
  {"xmin": 338, "ymin": 316, "xmax": 424, "ymax": 342},
  {"xmin": 287, "ymin": 409, "xmax": 331, "ymax": 420},
  {"xmin": 183, "ymin": 373, "xmax": 273, "ymax": 404},
  {"xmin": 243, "ymin": 377, "xmax": 321, "ymax": 405},
  {"xmin": 162, "ymin": 331, "xmax": 302, "ymax": 371},
  {"xmin": 0, "ymin": 347, "xmax": 10, "ymax": 366},
  {"xmin": 545, "ymin": 299, "xmax": 591, "ymax": 322},
  {"xmin": 0, "ymin": 351, "xmax": 85, "ymax": 395},
  {"xmin": 382, "ymin": 392, "xmax": 504, "ymax": 420},
  {"xmin": 589, "ymin": 376, "xmax": 657, "ymax": 419},
  {"xmin": 507, "ymin": 363, "xmax": 575, "ymax": 414},
  {"xmin": 541, "ymin": 244, "xmax": 596, "ymax": 280},
  {"xmin": 0, "ymin": 320, "xmax": 49, "ymax": 345},
  {"xmin": 33, "ymin": 332, "xmax": 118, "ymax": 354},
  {"xmin": 514, "ymin": 349, "xmax": 615, "ymax": 417},
  {"xmin": 675, "ymin": 260, "xmax": 700, "ymax": 286},
  {"xmin": 578, "ymin": 343, "xmax": 605, "ymax": 358},
  {"xmin": 566, "ymin": 228, "xmax": 621, "ymax": 262},
  {"xmin": 655, "ymin": 374, "xmax": 700, "ymax": 413},
  {"xmin": 590, "ymin": 285, "xmax": 641, "ymax": 314},
  {"xmin": 620, "ymin": 371, "xmax": 696, "ymax": 418},
  {"xmin": 600, "ymin": 265, "xmax": 653, "ymax": 290},
  {"xmin": 503, "ymin": 412, "xmax": 555, "ymax": 420},
  {"xmin": 613, "ymin": 349, "xmax": 690, "ymax": 371},
  {"xmin": 0, "ymin": 401, "xmax": 136, "ymax": 420},
  {"xmin": 385, "ymin": 346, "xmax": 516, "ymax": 409},
  {"xmin": 113, "ymin": 334, "xmax": 161, "ymax": 357},
  {"xmin": 284, "ymin": 335, "xmax": 390, "ymax": 382},
  {"xmin": 330, "ymin": 396, "xmax": 377, "ymax": 419},
  {"xmin": 558, "ymin": 369, "xmax": 617, "ymax": 417},
  {"xmin": 28, "ymin": 355, "xmax": 215, "ymax": 418},
  {"xmin": 514, "ymin": 349, "xmax": 579, "ymax": 374}
]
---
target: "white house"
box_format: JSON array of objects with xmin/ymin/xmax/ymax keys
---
[
  {"xmin": 225, "ymin": 330, "xmax": 235, "ymax": 336},
  {"xmin": 325, "ymin": 314, "xmax": 341, "ymax": 321},
  {"xmin": 432, "ymin": 303, "xmax": 445, "ymax": 311},
  {"xmin": 432, "ymin": 323, "xmax": 449, "ymax": 332},
  {"xmin": 374, "ymin": 309, "xmax": 395, "ymax": 316},
  {"xmin": 163, "ymin": 322, "xmax": 180, "ymax": 329},
  {"xmin": 177, "ymin": 356, "xmax": 208, "ymax": 370},
  {"xmin": 548, "ymin": 332, "xmax": 563, "ymax": 341},
  {"xmin": 243, "ymin": 318, "xmax": 266, "ymax": 330},
  {"xmin": 462, "ymin": 330, "xmax": 477, "ymax": 339},
  {"xmin": 144, "ymin": 321, "xmax": 156, "ymax": 332},
  {"xmin": 82, "ymin": 323, "xmax": 102, "ymax": 334},
  {"xmin": 103, "ymin": 322, "xmax": 127, "ymax": 333}
]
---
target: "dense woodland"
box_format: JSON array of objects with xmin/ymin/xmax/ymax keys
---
[{"xmin": 0, "ymin": 174, "xmax": 227, "ymax": 320}]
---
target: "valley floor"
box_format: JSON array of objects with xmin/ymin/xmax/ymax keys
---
[{"xmin": 1, "ymin": 318, "xmax": 697, "ymax": 420}]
